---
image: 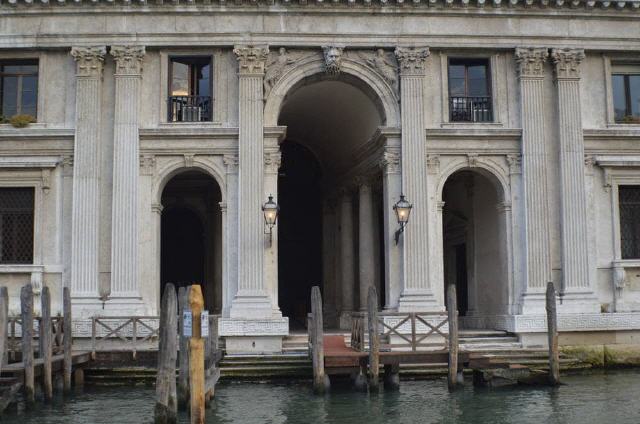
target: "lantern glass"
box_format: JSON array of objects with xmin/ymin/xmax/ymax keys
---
[
  {"xmin": 262, "ymin": 195, "xmax": 279, "ymax": 227},
  {"xmin": 393, "ymin": 194, "xmax": 412, "ymax": 225}
]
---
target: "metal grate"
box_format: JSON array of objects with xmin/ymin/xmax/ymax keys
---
[
  {"xmin": 0, "ymin": 187, "xmax": 34, "ymax": 264},
  {"xmin": 168, "ymin": 95, "xmax": 212, "ymax": 122},
  {"xmin": 449, "ymin": 96, "xmax": 493, "ymax": 122},
  {"xmin": 620, "ymin": 186, "xmax": 640, "ymax": 259}
]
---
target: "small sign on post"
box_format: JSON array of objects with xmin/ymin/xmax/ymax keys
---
[
  {"xmin": 183, "ymin": 310, "xmax": 193, "ymax": 338},
  {"xmin": 201, "ymin": 310, "xmax": 209, "ymax": 338}
]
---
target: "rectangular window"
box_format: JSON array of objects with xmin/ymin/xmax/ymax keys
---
[
  {"xmin": 0, "ymin": 60, "xmax": 38, "ymax": 120},
  {"xmin": 612, "ymin": 65, "xmax": 640, "ymax": 123},
  {"xmin": 0, "ymin": 187, "xmax": 34, "ymax": 264},
  {"xmin": 620, "ymin": 185, "xmax": 640, "ymax": 259},
  {"xmin": 168, "ymin": 56, "xmax": 212, "ymax": 122},
  {"xmin": 448, "ymin": 59, "xmax": 492, "ymax": 123}
]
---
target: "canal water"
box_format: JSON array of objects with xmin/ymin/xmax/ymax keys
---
[{"xmin": 2, "ymin": 369, "xmax": 640, "ymax": 423}]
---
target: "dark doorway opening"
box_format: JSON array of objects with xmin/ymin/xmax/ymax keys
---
[
  {"xmin": 278, "ymin": 141, "xmax": 323, "ymax": 329},
  {"xmin": 160, "ymin": 171, "xmax": 222, "ymax": 312}
]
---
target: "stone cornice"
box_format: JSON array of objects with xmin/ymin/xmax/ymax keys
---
[
  {"xmin": 110, "ymin": 45, "xmax": 146, "ymax": 76},
  {"xmin": 395, "ymin": 47, "xmax": 430, "ymax": 76},
  {"xmin": 2, "ymin": 0, "xmax": 638, "ymax": 10},
  {"xmin": 515, "ymin": 47, "xmax": 548, "ymax": 78},
  {"xmin": 551, "ymin": 48, "xmax": 585, "ymax": 80},
  {"xmin": 71, "ymin": 46, "xmax": 106, "ymax": 78},
  {"xmin": 234, "ymin": 45, "xmax": 269, "ymax": 76}
]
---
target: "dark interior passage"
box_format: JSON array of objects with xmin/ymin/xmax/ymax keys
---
[{"xmin": 278, "ymin": 141, "xmax": 323, "ymax": 328}]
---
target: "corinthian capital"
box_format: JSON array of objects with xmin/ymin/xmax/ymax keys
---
[
  {"xmin": 234, "ymin": 45, "xmax": 270, "ymax": 75},
  {"xmin": 71, "ymin": 46, "xmax": 107, "ymax": 78},
  {"xmin": 515, "ymin": 47, "xmax": 548, "ymax": 78},
  {"xmin": 110, "ymin": 45, "xmax": 146, "ymax": 76},
  {"xmin": 394, "ymin": 47, "xmax": 430, "ymax": 76},
  {"xmin": 551, "ymin": 48, "xmax": 585, "ymax": 80}
]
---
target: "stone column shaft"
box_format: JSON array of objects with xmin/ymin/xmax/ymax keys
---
[
  {"xmin": 70, "ymin": 47, "xmax": 106, "ymax": 298},
  {"xmin": 395, "ymin": 47, "xmax": 438, "ymax": 311},
  {"xmin": 358, "ymin": 179, "xmax": 376, "ymax": 311},
  {"xmin": 339, "ymin": 192, "xmax": 355, "ymax": 326},
  {"xmin": 515, "ymin": 48, "xmax": 552, "ymax": 307},
  {"xmin": 222, "ymin": 156, "xmax": 239, "ymax": 318},
  {"xmin": 381, "ymin": 143, "xmax": 402, "ymax": 310},
  {"xmin": 322, "ymin": 199, "xmax": 338, "ymax": 326},
  {"xmin": 110, "ymin": 45, "xmax": 145, "ymax": 298},
  {"xmin": 264, "ymin": 148, "xmax": 281, "ymax": 312},
  {"xmin": 231, "ymin": 45, "xmax": 273, "ymax": 319}
]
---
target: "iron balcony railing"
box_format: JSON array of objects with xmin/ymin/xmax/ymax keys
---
[
  {"xmin": 168, "ymin": 95, "xmax": 212, "ymax": 122},
  {"xmin": 449, "ymin": 96, "xmax": 492, "ymax": 123}
]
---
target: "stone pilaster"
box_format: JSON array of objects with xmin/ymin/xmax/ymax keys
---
[
  {"xmin": 380, "ymin": 138, "xmax": 403, "ymax": 310},
  {"xmin": 109, "ymin": 46, "xmax": 145, "ymax": 302},
  {"xmin": 515, "ymin": 47, "xmax": 552, "ymax": 313},
  {"xmin": 395, "ymin": 47, "xmax": 438, "ymax": 312},
  {"xmin": 551, "ymin": 48, "xmax": 599, "ymax": 312},
  {"xmin": 263, "ymin": 148, "xmax": 282, "ymax": 313},
  {"xmin": 70, "ymin": 47, "xmax": 106, "ymax": 304},
  {"xmin": 230, "ymin": 45, "xmax": 274, "ymax": 319},
  {"xmin": 322, "ymin": 198, "xmax": 338, "ymax": 327},
  {"xmin": 339, "ymin": 189, "xmax": 356, "ymax": 329},
  {"xmin": 222, "ymin": 155, "xmax": 239, "ymax": 318},
  {"xmin": 357, "ymin": 177, "xmax": 376, "ymax": 311}
]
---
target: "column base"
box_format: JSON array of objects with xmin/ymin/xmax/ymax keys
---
[
  {"xmin": 71, "ymin": 295, "xmax": 148, "ymax": 318},
  {"xmin": 230, "ymin": 291, "xmax": 279, "ymax": 320},
  {"xmin": 219, "ymin": 316, "xmax": 289, "ymax": 354},
  {"xmin": 397, "ymin": 291, "xmax": 442, "ymax": 313},
  {"xmin": 339, "ymin": 311, "xmax": 353, "ymax": 330},
  {"xmin": 519, "ymin": 292, "xmax": 546, "ymax": 314},
  {"xmin": 557, "ymin": 291, "xmax": 601, "ymax": 314}
]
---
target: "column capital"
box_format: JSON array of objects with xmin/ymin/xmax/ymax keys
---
[
  {"xmin": 507, "ymin": 154, "xmax": 522, "ymax": 175},
  {"xmin": 551, "ymin": 48, "xmax": 585, "ymax": 80},
  {"xmin": 394, "ymin": 47, "xmax": 430, "ymax": 76},
  {"xmin": 223, "ymin": 154, "xmax": 239, "ymax": 173},
  {"xmin": 515, "ymin": 47, "xmax": 548, "ymax": 79},
  {"xmin": 234, "ymin": 45, "xmax": 270, "ymax": 76},
  {"xmin": 110, "ymin": 45, "xmax": 146, "ymax": 76},
  {"xmin": 380, "ymin": 150, "xmax": 401, "ymax": 174},
  {"xmin": 354, "ymin": 175, "xmax": 374, "ymax": 190},
  {"xmin": 264, "ymin": 151, "xmax": 282, "ymax": 173},
  {"xmin": 71, "ymin": 46, "xmax": 106, "ymax": 78},
  {"xmin": 427, "ymin": 154, "xmax": 440, "ymax": 175}
]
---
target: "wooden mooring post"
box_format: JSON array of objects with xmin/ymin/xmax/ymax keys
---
[
  {"xmin": 177, "ymin": 286, "xmax": 190, "ymax": 410},
  {"xmin": 63, "ymin": 287, "xmax": 73, "ymax": 393},
  {"xmin": 367, "ymin": 286, "xmax": 379, "ymax": 391},
  {"xmin": 0, "ymin": 287, "xmax": 7, "ymax": 370},
  {"xmin": 155, "ymin": 283, "xmax": 178, "ymax": 424},
  {"xmin": 310, "ymin": 286, "xmax": 329, "ymax": 394},
  {"xmin": 546, "ymin": 282, "xmax": 560, "ymax": 386},
  {"xmin": 447, "ymin": 283, "xmax": 460, "ymax": 392},
  {"xmin": 189, "ymin": 285, "xmax": 205, "ymax": 424},
  {"xmin": 41, "ymin": 286, "xmax": 53, "ymax": 401},
  {"xmin": 20, "ymin": 284, "xmax": 35, "ymax": 403}
]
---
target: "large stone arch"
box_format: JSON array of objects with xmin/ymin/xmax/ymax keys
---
[
  {"xmin": 436, "ymin": 156, "xmax": 511, "ymax": 203},
  {"xmin": 264, "ymin": 54, "xmax": 401, "ymax": 128},
  {"xmin": 153, "ymin": 156, "xmax": 226, "ymax": 205}
]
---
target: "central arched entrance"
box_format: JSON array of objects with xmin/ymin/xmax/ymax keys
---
[
  {"xmin": 160, "ymin": 170, "xmax": 223, "ymax": 313},
  {"xmin": 276, "ymin": 74, "xmax": 387, "ymax": 329}
]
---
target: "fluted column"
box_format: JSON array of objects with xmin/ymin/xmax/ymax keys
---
[
  {"xmin": 395, "ymin": 47, "xmax": 438, "ymax": 312},
  {"xmin": 70, "ymin": 47, "xmax": 106, "ymax": 300},
  {"xmin": 230, "ymin": 45, "xmax": 274, "ymax": 319},
  {"xmin": 110, "ymin": 46, "xmax": 145, "ymax": 299},
  {"xmin": 380, "ymin": 138, "xmax": 403, "ymax": 310},
  {"xmin": 357, "ymin": 177, "xmax": 376, "ymax": 311},
  {"xmin": 339, "ymin": 190, "xmax": 355, "ymax": 329},
  {"xmin": 551, "ymin": 49, "xmax": 599, "ymax": 312},
  {"xmin": 515, "ymin": 48, "xmax": 552, "ymax": 313}
]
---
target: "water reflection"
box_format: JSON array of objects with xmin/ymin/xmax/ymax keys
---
[{"xmin": 2, "ymin": 370, "xmax": 640, "ymax": 424}]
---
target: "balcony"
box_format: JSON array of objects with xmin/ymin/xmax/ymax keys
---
[
  {"xmin": 449, "ymin": 96, "xmax": 492, "ymax": 123},
  {"xmin": 168, "ymin": 95, "xmax": 212, "ymax": 122}
]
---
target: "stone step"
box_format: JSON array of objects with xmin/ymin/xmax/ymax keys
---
[{"xmin": 459, "ymin": 336, "xmax": 519, "ymax": 344}]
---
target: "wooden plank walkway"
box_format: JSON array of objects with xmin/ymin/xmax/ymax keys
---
[{"xmin": 1, "ymin": 351, "xmax": 91, "ymax": 379}]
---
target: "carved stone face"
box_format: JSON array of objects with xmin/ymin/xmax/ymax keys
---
[{"xmin": 323, "ymin": 46, "xmax": 343, "ymax": 74}]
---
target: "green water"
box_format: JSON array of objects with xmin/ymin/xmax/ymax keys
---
[{"xmin": 2, "ymin": 370, "xmax": 640, "ymax": 423}]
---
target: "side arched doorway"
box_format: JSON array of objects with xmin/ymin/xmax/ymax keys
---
[
  {"xmin": 160, "ymin": 170, "xmax": 223, "ymax": 313},
  {"xmin": 442, "ymin": 169, "xmax": 510, "ymax": 321}
]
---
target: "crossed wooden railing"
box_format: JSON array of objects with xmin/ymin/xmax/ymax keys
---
[
  {"xmin": 91, "ymin": 316, "xmax": 160, "ymax": 358},
  {"xmin": 351, "ymin": 311, "xmax": 452, "ymax": 352}
]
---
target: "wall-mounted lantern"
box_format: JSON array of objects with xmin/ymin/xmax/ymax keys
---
[
  {"xmin": 393, "ymin": 194, "xmax": 412, "ymax": 245},
  {"xmin": 262, "ymin": 194, "xmax": 279, "ymax": 246}
]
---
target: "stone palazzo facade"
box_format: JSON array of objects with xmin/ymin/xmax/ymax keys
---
[{"xmin": 1, "ymin": 0, "xmax": 640, "ymax": 352}]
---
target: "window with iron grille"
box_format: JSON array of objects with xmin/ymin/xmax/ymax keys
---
[
  {"xmin": 0, "ymin": 187, "xmax": 34, "ymax": 264},
  {"xmin": 448, "ymin": 58, "xmax": 492, "ymax": 123},
  {"xmin": 620, "ymin": 185, "xmax": 640, "ymax": 259},
  {"xmin": 0, "ymin": 60, "xmax": 38, "ymax": 119},
  {"xmin": 168, "ymin": 56, "xmax": 212, "ymax": 122}
]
